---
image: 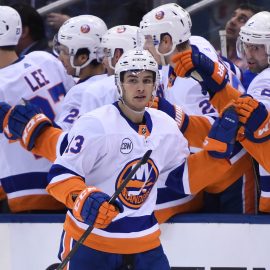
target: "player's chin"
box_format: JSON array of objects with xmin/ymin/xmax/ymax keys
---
[{"xmin": 133, "ymin": 97, "xmax": 148, "ymax": 110}]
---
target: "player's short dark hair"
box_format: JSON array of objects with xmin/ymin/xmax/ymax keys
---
[
  {"xmin": 11, "ymin": 3, "xmax": 46, "ymax": 41},
  {"xmin": 75, "ymin": 48, "xmax": 100, "ymax": 67},
  {"xmin": 238, "ymin": 3, "xmax": 261, "ymax": 15}
]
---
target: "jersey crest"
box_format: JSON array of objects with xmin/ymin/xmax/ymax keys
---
[{"xmin": 116, "ymin": 158, "xmax": 159, "ymax": 209}]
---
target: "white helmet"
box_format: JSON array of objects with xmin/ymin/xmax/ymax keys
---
[
  {"xmin": 101, "ymin": 25, "xmax": 144, "ymax": 70},
  {"xmin": 57, "ymin": 15, "xmax": 107, "ymax": 75},
  {"xmin": 0, "ymin": 6, "xmax": 22, "ymax": 46},
  {"xmin": 239, "ymin": 11, "xmax": 270, "ymax": 63},
  {"xmin": 139, "ymin": 3, "xmax": 192, "ymax": 56},
  {"xmin": 115, "ymin": 49, "xmax": 160, "ymax": 97}
]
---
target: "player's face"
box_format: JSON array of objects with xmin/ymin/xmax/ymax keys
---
[
  {"xmin": 243, "ymin": 43, "xmax": 268, "ymax": 73},
  {"xmin": 58, "ymin": 44, "xmax": 75, "ymax": 76},
  {"xmin": 121, "ymin": 70, "xmax": 155, "ymax": 112},
  {"xmin": 225, "ymin": 8, "xmax": 254, "ymax": 41}
]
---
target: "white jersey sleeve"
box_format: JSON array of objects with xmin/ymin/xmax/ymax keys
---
[
  {"xmin": 56, "ymin": 74, "xmax": 106, "ymax": 131},
  {"xmin": 247, "ymin": 68, "xmax": 270, "ymax": 110},
  {"xmin": 80, "ymin": 75, "xmax": 120, "ymax": 115}
]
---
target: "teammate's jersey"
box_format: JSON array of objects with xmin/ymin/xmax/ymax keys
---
[
  {"xmin": 246, "ymin": 67, "xmax": 270, "ymax": 212},
  {"xmin": 57, "ymin": 74, "xmax": 107, "ymax": 131},
  {"xmin": 162, "ymin": 36, "xmax": 244, "ymax": 117},
  {"xmin": 46, "ymin": 103, "xmax": 231, "ymax": 253},
  {"xmin": 0, "ymin": 51, "xmax": 75, "ymax": 212},
  {"xmin": 162, "ymin": 36, "xmax": 254, "ymax": 213},
  {"xmin": 79, "ymin": 75, "xmax": 120, "ymax": 115}
]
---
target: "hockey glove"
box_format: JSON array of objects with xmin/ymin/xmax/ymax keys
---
[
  {"xmin": 7, "ymin": 103, "xmax": 52, "ymax": 150},
  {"xmin": 172, "ymin": 45, "xmax": 229, "ymax": 97},
  {"xmin": 0, "ymin": 102, "xmax": 12, "ymax": 133},
  {"xmin": 73, "ymin": 186, "xmax": 123, "ymax": 229},
  {"xmin": 235, "ymin": 94, "xmax": 270, "ymax": 142},
  {"xmin": 147, "ymin": 97, "xmax": 189, "ymax": 133},
  {"xmin": 203, "ymin": 106, "xmax": 239, "ymax": 158}
]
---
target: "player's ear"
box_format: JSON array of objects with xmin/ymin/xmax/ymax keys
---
[
  {"xmin": 161, "ymin": 34, "xmax": 172, "ymax": 46},
  {"xmin": 114, "ymin": 48, "xmax": 123, "ymax": 63}
]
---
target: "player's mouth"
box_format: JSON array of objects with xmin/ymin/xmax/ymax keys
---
[
  {"xmin": 226, "ymin": 27, "xmax": 235, "ymax": 35},
  {"xmin": 134, "ymin": 95, "xmax": 146, "ymax": 100}
]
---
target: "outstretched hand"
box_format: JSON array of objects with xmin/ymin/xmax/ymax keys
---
[{"xmin": 172, "ymin": 45, "xmax": 229, "ymax": 97}]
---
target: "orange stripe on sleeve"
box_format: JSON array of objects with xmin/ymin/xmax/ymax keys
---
[
  {"xmin": 47, "ymin": 177, "xmax": 87, "ymax": 209},
  {"xmin": 211, "ymin": 83, "xmax": 241, "ymax": 113},
  {"xmin": 31, "ymin": 126, "xmax": 62, "ymax": 162},
  {"xmin": 259, "ymin": 197, "xmax": 270, "ymax": 213},
  {"xmin": 187, "ymin": 151, "xmax": 231, "ymax": 194},
  {"xmin": 204, "ymin": 153, "xmax": 253, "ymax": 193},
  {"xmin": 154, "ymin": 192, "xmax": 203, "ymax": 224},
  {"xmin": 241, "ymin": 138, "xmax": 270, "ymax": 173},
  {"xmin": 0, "ymin": 186, "xmax": 7, "ymax": 201}
]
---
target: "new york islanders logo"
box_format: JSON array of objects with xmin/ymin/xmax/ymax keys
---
[
  {"xmin": 155, "ymin": 10, "xmax": 165, "ymax": 20},
  {"xmin": 80, "ymin": 24, "xmax": 90, "ymax": 33},
  {"xmin": 117, "ymin": 26, "xmax": 126, "ymax": 33},
  {"xmin": 116, "ymin": 158, "xmax": 159, "ymax": 209}
]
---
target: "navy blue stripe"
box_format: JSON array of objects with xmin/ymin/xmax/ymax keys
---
[
  {"xmin": 48, "ymin": 164, "xmax": 84, "ymax": 183},
  {"xmin": 180, "ymin": 113, "xmax": 189, "ymax": 134},
  {"xmin": 1, "ymin": 213, "xmax": 270, "ymax": 224},
  {"xmin": 156, "ymin": 187, "xmax": 189, "ymax": 204},
  {"xmin": 165, "ymin": 163, "xmax": 185, "ymax": 194},
  {"xmin": 260, "ymin": 175, "xmax": 270, "ymax": 192},
  {"xmin": 104, "ymin": 213, "xmax": 157, "ymax": 233},
  {"xmin": 1, "ymin": 172, "xmax": 48, "ymax": 193},
  {"xmin": 59, "ymin": 133, "xmax": 68, "ymax": 155},
  {"xmin": 231, "ymin": 141, "xmax": 244, "ymax": 156},
  {"xmin": 113, "ymin": 102, "xmax": 153, "ymax": 133},
  {"xmin": 0, "ymin": 214, "xmax": 65, "ymax": 223}
]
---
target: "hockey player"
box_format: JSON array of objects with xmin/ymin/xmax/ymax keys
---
[
  {"xmin": 54, "ymin": 15, "xmax": 108, "ymax": 131},
  {"xmin": 172, "ymin": 11, "xmax": 270, "ymax": 213},
  {"xmin": 139, "ymin": 3, "xmax": 256, "ymax": 214},
  {"xmin": 0, "ymin": 6, "xmax": 75, "ymax": 212},
  {"xmin": 0, "ymin": 49, "xmax": 239, "ymax": 269},
  {"xmin": 79, "ymin": 24, "xmax": 204, "ymax": 222},
  {"xmin": 79, "ymin": 24, "xmax": 142, "ymax": 115}
]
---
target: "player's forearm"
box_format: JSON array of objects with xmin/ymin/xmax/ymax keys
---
[
  {"xmin": 46, "ymin": 177, "xmax": 87, "ymax": 209},
  {"xmin": 210, "ymin": 83, "xmax": 241, "ymax": 112},
  {"xmin": 183, "ymin": 115, "xmax": 211, "ymax": 147},
  {"xmin": 240, "ymin": 138, "xmax": 270, "ymax": 173},
  {"xmin": 187, "ymin": 150, "xmax": 231, "ymax": 194},
  {"xmin": 31, "ymin": 126, "xmax": 62, "ymax": 162}
]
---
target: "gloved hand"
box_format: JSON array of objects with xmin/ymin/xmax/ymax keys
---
[
  {"xmin": 172, "ymin": 45, "xmax": 229, "ymax": 97},
  {"xmin": 203, "ymin": 106, "xmax": 239, "ymax": 158},
  {"xmin": 4, "ymin": 103, "xmax": 52, "ymax": 150},
  {"xmin": 0, "ymin": 102, "xmax": 12, "ymax": 133},
  {"xmin": 235, "ymin": 94, "xmax": 270, "ymax": 142},
  {"xmin": 73, "ymin": 186, "xmax": 123, "ymax": 229},
  {"xmin": 147, "ymin": 97, "xmax": 189, "ymax": 132}
]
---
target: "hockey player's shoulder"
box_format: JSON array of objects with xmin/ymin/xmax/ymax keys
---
[{"xmin": 148, "ymin": 107, "xmax": 179, "ymax": 128}]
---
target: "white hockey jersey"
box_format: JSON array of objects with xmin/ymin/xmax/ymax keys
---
[
  {"xmin": 246, "ymin": 67, "xmax": 270, "ymax": 212},
  {"xmin": 0, "ymin": 51, "xmax": 75, "ymax": 212},
  {"xmin": 79, "ymin": 74, "xmax": 120, "ymax": 115},
  {"xmin": 47, "ymin": 103, "xmax": 190, "ymax": 253},
  {"xmin": 57, "ymin": 73, "xmax": 107, "ymax": 131}
]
